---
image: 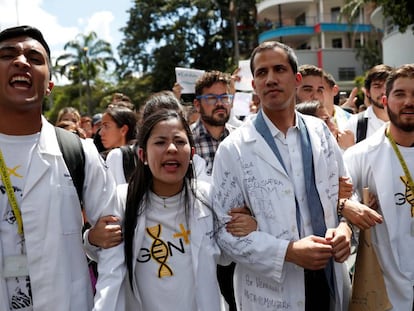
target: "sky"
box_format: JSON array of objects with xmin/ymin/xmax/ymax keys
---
[{"xmin": 0, "ymin": 0, "xmax": 132, "ymax": 67}]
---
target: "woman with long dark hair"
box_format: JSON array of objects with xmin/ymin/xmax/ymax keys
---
[{"xmin": 93, "ymin": 109, "xmax": 256, "ymax": 311}]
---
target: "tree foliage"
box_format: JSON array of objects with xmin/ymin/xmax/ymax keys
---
[
  {"xmin": 55, "ymin": 32, "xmax": 118, "ymax": 115},
  {"xmin": 342, "ymin": 0, "xmax": 414, "ymax": 33},
  {"xmin": 117, "ymin": 0, "xmax": 257, "ymax": 94}
]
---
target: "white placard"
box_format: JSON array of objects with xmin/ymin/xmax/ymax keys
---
[
  {"xmin": 232, "ymin": 92, "xmax": 252, "ymax": 116},
  {"xmin": 234, "ymin": 60, "xmax": 253, "ymax": 92},
  {"xmin": 175, "ymin": 67, "xmax": 205, "ymax": 94}
]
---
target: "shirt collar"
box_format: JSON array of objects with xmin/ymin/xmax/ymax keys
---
[{"xmin": 261, "ymin": 110, "xmax": 300, "ymax": 138}]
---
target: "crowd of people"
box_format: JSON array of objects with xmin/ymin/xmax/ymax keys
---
[{"xmin": 0, "ymin": 24, "xmax": 412, "ymax": 311}]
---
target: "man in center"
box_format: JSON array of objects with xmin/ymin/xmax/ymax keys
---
[{"xmin": 212, "ymin": 41, "xmax": 352, "ymax": 311}]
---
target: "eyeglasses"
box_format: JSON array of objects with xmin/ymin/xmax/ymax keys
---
[{"xmin": 196, "ymin": 94, "xmax": 234, "ymax": 106}]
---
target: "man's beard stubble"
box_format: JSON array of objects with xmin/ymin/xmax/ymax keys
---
[
  {"xmin": 387, "ymin": 106, "xmax": 414, "ymax": 132},
  {"xmin": 200, "ymin": 106, "xmax": 230, "ymax": 126},
  {"xmin": 368, "ymin": 96, "xmax": 384, "ymax": 109}
]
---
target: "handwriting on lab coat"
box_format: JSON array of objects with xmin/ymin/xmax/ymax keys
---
[{"xmin": 243, "ymin": 273, "xmax": 291, "ymax": 309}]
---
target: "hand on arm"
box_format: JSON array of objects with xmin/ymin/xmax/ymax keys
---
[
  {"xmin": 226, "ymin": 206, "xmax": 257, "ymax": 237},
  {"xmin": 339, "ymin": 197, "xmax": 383, "ymax": 230},
  {"xmin": 285, "ymin": 236, "xmax": 333, "ymax": 270},
  {"xmin": 88, "ymin": 215, "xmax": 123, "ymax": 249}
]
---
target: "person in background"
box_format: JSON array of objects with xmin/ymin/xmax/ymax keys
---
[
  {"xmin": 191, "ymin": 70, "xmax": 239, "ymax": 310},
  {"xmin": 91, "ymin": 113, "xmax": 105, "ymax": 153},
  {"xmin": 184, "ymin": 105, "xmax": 200, "ymax": 125},
  {"xmin": 191, "ymin": 71, "xmax": 235, "ymax": 176},
  {"xmin": 55, "ymin": 119, "xmax": 87, "ymax": 139},
  {"xmin": 92, "ymin": 113, "xmax": 102, "ymax": 136},
  {"xmin": 297, "ymin": 64, "xmax": 354, "ymax": 150},
  {"xmin": 344, "ymin": 64, "xmax": 393, "ymax": 144},
  {"xmin": 296, "ymin": 101, "xmax": 338, "ymax": 136},
  {"xmin": 0, "ymin": 25, "xmax": 118, "ymax": 311},
  {"xmin": 321, "ymin": 70, "xmax": 353, "ymax": 128},
  {"xmin": 105, "ymin": 90, "xmax": 208, "ymax": 186},
  {"xmin": 296, "ymin": 100, "xmax": 354, "ymax": 150},
  {"xmin": 80, "ymin": 115, "xmax": 93, "ymax": 138},
  {"xmin": 110, "ymin": 92, "xmax": 135, "ymax": 111},
  {"xmin": 56, "ymin": 106, "xmax": 81, "ymax": 126},
  {"xmin": 212, "ymin": 41, "xmax": 353, "ymax": 311},
  {"xmin": 93, "ymin": 109, "xmax": 257, "ymax": 311},
  {"xmin": 99, "ymin": 105, "xmax": 138, "ymax": 159},
  {"xmin": 343, "ymin": 64, "xmax": 414, "ymax": 310}
]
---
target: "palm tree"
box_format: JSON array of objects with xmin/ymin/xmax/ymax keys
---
[
  {"xmin": 55, "ymin": 31, "xmax": 118, "ymax": 115},
  {"xmin": 341, "ymin": 0, "xmax": 367, "ymax": 22}
]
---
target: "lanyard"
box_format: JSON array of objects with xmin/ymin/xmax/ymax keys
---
[
  {"xmin": 0, "ymin": 148, "xmax": 24, "ymax": 236},
  {"xmin": 386, "ymin": 127, "xmax": 414, "ymax": 217}
]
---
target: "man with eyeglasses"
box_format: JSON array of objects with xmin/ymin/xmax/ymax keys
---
[
  {"xmin": 191, "ymin": 70, "xmax": 236, "ymax": 176},
  {"xmin": 191, "ymin": 70, "xmax": 239, "ymax": 311}
]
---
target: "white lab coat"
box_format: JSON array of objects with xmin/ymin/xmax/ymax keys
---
[
  {"xmin": 344, "ymin": 124, "xmax": 414, "ymax": 310},
  {"xmin": 0, "ymin": 117, "xmax": 118, "ymax": 311},
  {"xmin": 212, "ymin": 113, "xmax": 351, "ymax": 311},
  {"xmin": 95, "ymin": 182, "xmax": 229, "ymax": 311}
]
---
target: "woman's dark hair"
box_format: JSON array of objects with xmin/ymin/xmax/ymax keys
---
[
  {"xmin": 104, "ymin": 106, "xmax": 138, "ymax": 143},
  {"xmin": 295, "ymin": 100, "xmax": 323, "ymax": 117},
  {"xmin": 124, "ymin": 109, "xmax": 196, "ymax": 286},
  {"xmin": 142, "ymin": 90, "xmax": 183, "ymax": 121}
]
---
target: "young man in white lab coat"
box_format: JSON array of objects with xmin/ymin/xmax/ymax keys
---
[
  {"xmin": 212, "ymin": 41, "xmax": 352, "ymax": 311},
  {"xmin": 0, "ymin": 25, "xmax": 120, "ymax": 311}
]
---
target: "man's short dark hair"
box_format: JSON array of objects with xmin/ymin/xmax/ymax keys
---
[
  {"xmin": 250, "ymin": 41, "xmax": 298, "ymax": 76},
  {"xmin": 364, "ymin": 64, "xmax": 393, "ymax": 91},
  {"xmin": 0, "ymin": 25, "xmax": 51, "ymax": 58},
  {"xmin": 385, "ymin": 64, "xmax": 414, "ymax": 97},
  {"xmin": 194, "ymin": 71, "xmax": 231, "ymax": 97}
]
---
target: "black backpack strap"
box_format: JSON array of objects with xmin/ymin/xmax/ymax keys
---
[
  {"xmin": 55, "ymin": 127, "xmax": 85, "ymax": 204},
  {"xmin": 355, "ymin": 112, "xmax": 368, "ymax": 143},
  {"xmin": 120, "ymin": 145, "xmax": 136, "ymax": 183}
]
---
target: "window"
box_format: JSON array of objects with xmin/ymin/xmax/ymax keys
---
[
  {"xmin": 296, "ymin": 13, "xmax": 306, "ymax": 26},
  {"xmin": 331, "ymin": 7, "xmax": 340, "ymax": 23},
  {"xmin": 338, "ymin": 68, "xmax": 356, "ymax": 80},
  {"xmin": 332, "ymin": 38, "xmax": 343, "ymax": 48}
]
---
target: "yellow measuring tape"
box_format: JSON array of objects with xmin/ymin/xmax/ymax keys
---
[
  {"xmin": 386, "ymin": 126, "xmax": 414, "ymax": 217},
  {"xmin": 0, "ymin": 149, "xmax": 24, "ymax": 236}
]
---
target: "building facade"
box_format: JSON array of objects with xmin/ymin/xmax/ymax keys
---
[
  {"xmin": 256, "ymin": 0, "xmax": 376, "ymax": 91},
  {"xmin": 370, "ymin": 6, "xmax": 414, "ymax": 67}
]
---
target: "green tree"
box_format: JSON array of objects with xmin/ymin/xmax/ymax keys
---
[
  {"xmin": 55, "ymin": 31, "xmax": 118, "ymax": 115},
  {"xmin": 342, "ymin": 0, "xmax": 414, "ymax": 33},
  {"xmin": 117, "ymin": 0, "xmax": 257, "ymax": 93}
]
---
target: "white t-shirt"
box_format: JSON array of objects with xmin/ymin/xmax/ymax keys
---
[
  {"xmin": 344, "ymin": 106, "xmax": 386, "ymax": 143},
  {"xmin": 0, "ymin": 133, "xmax": 40, "ymax": 311},
  {"xmin": 135, "ymin": 191, "xmax": 196, "ymax": 311},
  {"xmin": 390, "ymin": 145, "xmax": 414, "ymax": 282}
]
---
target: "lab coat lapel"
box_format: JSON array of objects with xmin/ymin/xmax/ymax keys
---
[
  {"xmin": 189, "ymin": 202, "xmax": 209, "ymax": 276},
  {"xmin": 242, "ymin": 127, "xmax": 288, "ymax": 177},
  {"xmin": 22, "ymin": 120, "xmax": 60, "ymax": 199}
]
